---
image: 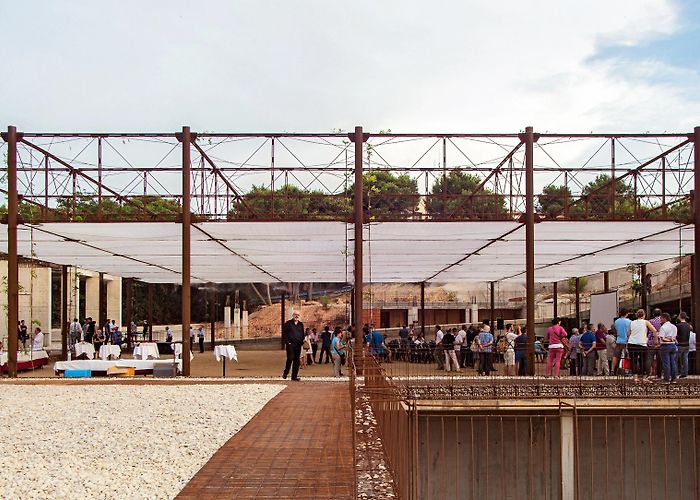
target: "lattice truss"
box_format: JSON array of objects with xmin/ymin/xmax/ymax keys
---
[{"xmin": 1, "ymin": 131, "xmax": 694, "ymax": 222}]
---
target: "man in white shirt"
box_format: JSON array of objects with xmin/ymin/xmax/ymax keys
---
[
  {"xmin": 69, "ymin": 319, "xmax": 83, "ymax": 346},
  {"xmin": 658, "ymin": 312, "xmax": 678, "ymax": 384},
  {"xmin": 434, "ymin": 325, "xmax": 444, "ymax": 369},
  {"xmin": 455, "ymin": 325, "xmax": 467, "ymax": 367},
  {"xmin": 504, "ymin": 323, "xmax": 519, "ymax": 376},
  {"xmin": 31, "ymin": 328, "xmax": 44, "ymax": 351}
]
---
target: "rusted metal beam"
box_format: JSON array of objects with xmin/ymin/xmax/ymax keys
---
[
  {"xmin": 180, "ymin": 126, "xmax": 192, "ymax": 376},
  {"xmin": 524, "ymin": 126, "xmax": 536, "ymax": 376},
  {"xmin": 351, "ymin": 126, "xmax": 367, "ymax": 367},
  {"xmin": 553, "ymin": 282, "xmax": 558, "ymax": 320},
  {"xmin": 693, "ymin": 126, "xmax": 700, "ymax": 377},
  {"xmin": 191, "ymin": 140, "xmax": 258, "ymax": 218},
  {"xmin": 555, "ymin": 139, "xmax": 691, "ymax": 216},
  {"xmin": 61, "ymin": 265, "xmax": 68, "ymax": 361},
  {"xmin": 19, "ymin": 138, "xmax": 158, "ymax": 218},
  {"xmin": 3, "ymin": 126, "xmax": 19, "ymax": 377},
  {"xmin": 209, "ymin": 285, "xmax": 216, "ymax": 351}
]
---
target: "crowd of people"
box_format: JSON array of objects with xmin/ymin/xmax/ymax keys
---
[{"xmin": 319, "ymin": 308, "xmax": 697, "ymax": 381}]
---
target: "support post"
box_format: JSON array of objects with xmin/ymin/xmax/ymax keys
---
[
  {"xmin": 280, "ymin": 292, "xmax": 286, "ymax": 350},
  {"xmin": 640, "ymin": 263, "xmax": 648, "ymax": 315},
  {"xmin": 420, "ymin": 282, "xmax": 426, "ymax": 336},
  {"xmin": 575, "ymin": 277, "xmax": 581, "ymax": 328},
  {"xmin": 145, "ymin": 282, "xmax": 153, "ymax": 342},
  {"xmin": 209, "ymin": 285, "xmax": 216, "ymax": 350},
  {"xmin": 604, "ymin": 271, "xmax": 610, "ymax": 293},
  {"xmin": 4, "ymin": 126, "xmax": 18, "ymax": 376},
  {"xmin": 524, "ymin": 126, "xmax": 536, "ymax": 375},
  {"xmin": 693, "ymin": 126, "xmax": 700, "ymax": 374},
  {"xmin": 180, "ymin": 126, "xmax": 192, "ymax": 376},
  {"xmin": 352, "ymin": 126, "xmax": 366, "ymax": 367},
  {"xmin": 552, "ymin": 282, "xmax": 558, "ymax": 320},
  {"xmin": 98, "ymin": 272, "xmax": 106, "ymax": 329},
  {"xmin": 125, "ymin": 278, "xmax": 133, "ymax": 349},
  {"xmin": 61, "ymin": 265, "xmax": 68, "ymax": 361},
  {"xmin": 489, "ymin": 281, "xmax": 495, "ymax": 332},
  {"xmin": 560, "ymin": 409, "xmax": 576, "ymax": 500}
]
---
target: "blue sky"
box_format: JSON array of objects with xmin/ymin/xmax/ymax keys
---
[{"xmin": 593, "ymin": 0, "xmax": 700, "ymax": 69}]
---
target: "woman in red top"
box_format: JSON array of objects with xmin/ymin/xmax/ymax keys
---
[{"xmin": 545, "ymin": 318, "xmax": 568, "ymax": 377}]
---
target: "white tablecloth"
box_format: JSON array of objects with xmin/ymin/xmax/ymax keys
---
[
  {"xmin": 214, "ymin": 345, "xmax": 238, "ymax": 362},
  {"xmin": 172, "ymin": 343, "xmax": 195, "ymax": 361},
  {"xmin": 99, "ymin": 344, "xmax": 121, "ymax": 360},
  {"xmin": 133, "ymin": 343, "xmax": 159, "ymax": 360},
  {"xmin": 1, "ymin": 350, "xmax": 49, "ymax": 365},
  {"xmin": 74, "ymin": 342, "xmax": 96, "ymax": 359}
]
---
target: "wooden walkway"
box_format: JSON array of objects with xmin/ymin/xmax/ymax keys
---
[{"xmin": 177, "ymin": 382, "xmax": 354, "ymax": 499}]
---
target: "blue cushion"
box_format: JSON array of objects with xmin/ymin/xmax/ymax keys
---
[{"xmin": 65, "ymin": 369, "xmax": 92, "ymax": 378}]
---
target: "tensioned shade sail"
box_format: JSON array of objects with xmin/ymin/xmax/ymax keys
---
[{"xmin": 0, "ymin": 221, "xmax": 692, "ymax": 284}]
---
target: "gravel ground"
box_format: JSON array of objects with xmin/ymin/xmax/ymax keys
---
[
  {"xmin": 0, "ymin": 384, "xmax": 284, "ymax": 499},
  {"xmin": 355, "ymin": 393, "xmax": 397, "ymax": 499}
]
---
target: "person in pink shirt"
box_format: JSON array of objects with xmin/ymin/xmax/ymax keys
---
[{"xmin": 545, "ymin": 318, "xmax": 568, "ymax": 377}]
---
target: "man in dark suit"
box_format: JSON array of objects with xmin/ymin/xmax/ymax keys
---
[{"xmin": 282, "ymin": 312, "xmax": 304, "ymax": 381}]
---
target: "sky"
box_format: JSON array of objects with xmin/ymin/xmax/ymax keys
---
[{"xmin": 1, "ymin": 0, "xmax": 699, "ymax": 134}]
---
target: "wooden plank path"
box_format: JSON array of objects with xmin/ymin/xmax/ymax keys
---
[{"xmin": 177, "ymin": 382, "xmax": 354, "ymax": 499}]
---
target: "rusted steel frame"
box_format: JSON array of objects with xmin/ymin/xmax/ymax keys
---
[
  {"xmin": 97, "ymin": 137, "xmax": 103, "ymax": 221},
  {"xmin": 446, "ymin": 141, "xmax": 523, "ymax": 218},
  {"xmin": 20, "ymin": 138, "xmax": 158, "ymax": 218},
  {"xmin": 641, "ymin": 263, "xmax": 648, "ymax": 314},
  {"xmin": 604, "ymin": 272, "xmax": 610, "ymax": 292},
  {"xmin": 125, "ymin": 277, "xmax": 134, "ymax": 350},
  {"xmin": 553, "ymin": 282, "xmax": 558, "ymax": 319},
  {"xmin": 61, "ymin": 265, "xmax": 68, "ymax": 361},
  {"xmin": 425, "ymin": 223, "xmax": 524, "ymax": 281},
  {"xmin": 490, "ymin": 281, "xmax": 496, "ymax": 332},
  {"xmin": 661, "ymin": 156, "xmax": 667, "ymax": 217},
  {"xmin": 693, "ymin": 127, "xmax": 700, "ymax": 376},
  {"xmin": 351, "ymin": 127, "xmax": 367, "ymax": 366},
  {"xmin": 2, "ymin": 126, "xmax": 20, "ymax": 376},
  {"xmin": 190, "ymin": 140, "xmax": 258, "ymax": 217},
  {"xmin": 180, "ymin": 126, "xmax": 192, "ymax": 376},
  {"xmin": 147, "ymin": 282, "xmax": 153, "ymax": 342},
  {"xmin": 611, "ymin": 138, "xmax": 616, "ymax": 218},
  {"xmin": 0, "ymin": 187, "xmax": 62, "ymax": 216},
  {"xmin": 280, "ymin": 292, "xmax": 286, "ymax": 350},
  {"xmin": 209, "ymin": 285, "xmax": 216, "ymax": 350},
  {"xmin": 420, "ymin": 281, "xmax": 425, "ymax": 336},
  {"xmin": 575, "ymin": 277, "xmax": 581, "ymax": 327},
  {"xmin": 557, "ymin": 139, "xmax": 691, "ymax": 216},
  {"xmin": 524, "ymin": 126, "xmax": 536, "ymax": 376}
]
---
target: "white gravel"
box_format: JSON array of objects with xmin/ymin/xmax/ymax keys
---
[{"xmin": 0, "ymin": 384, "xmax": 284, "ymax": 499}]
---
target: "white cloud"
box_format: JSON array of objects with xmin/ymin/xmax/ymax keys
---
[{"xmin": 0, "ymin": 0, "xmax": 696, "ymax": 135}]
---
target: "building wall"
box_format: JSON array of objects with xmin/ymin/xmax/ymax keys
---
[{"xmin": 0, "ymin": 261, "xmax": 52, "ymax": 345}]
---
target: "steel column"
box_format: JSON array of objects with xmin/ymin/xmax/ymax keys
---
[
  {"xmin": 352, "ymin": 126, "xmax": 365, "ymax": 363},
  {"xmin": 147, "ymin": 282, "xmax": 153, "ymax": 342},
  {"xmin": 641, "ymin": 263, "xmax": 648, "ymax": 314},
  {"xmin": 575, "ymin": 277, "xmax": 581, "ymax": 328},
  {"xmin": 125, "ymin": 278, "xmax": 133, "ymax": 349},
  {"xmin": 181, "ymin": 126, "xmax": 192, "ymax": 376},
  {"xmin": 98, "ymin": 272, "xmax": 106, "ymax": 329},
  {"xmin": 553, "ymin": 282, "xmax": 558, "ymax": 320},
  {"xmin": 420, "ymin": 282, "xmax": 425, "ymax": 336},
  {"xmin": 693, "ymin": 126, "xmax": 700, "ymax": 374},
  {"xmin": 4, "ymin": 126, "xmax": 18, "ymax": 376},
  {"xmin": 604, "ymin": 271, "xmax": 610, "ymax": 293},
  {"xmin": 281, "ymin": 292, "xmax": 286, "ymax": 349},
  {"xmin": 209, "ymin": 285, "xmax": 216, "ymax": 350},
  {"xmin": 61, "ymin": 265, "xmax": 68, "ymax": 361},
  {"xmin": 524, "ymin": 126, "xmax": 536, "ymax": 375},
  {"xmin": 490, "ymin": 282, "xmax": 495, "ymax": 332}
]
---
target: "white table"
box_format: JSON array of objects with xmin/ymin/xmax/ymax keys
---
[
  {"xmin": 214, "ymin": 344, "xmax": 237, "ymax": 377},
  {"xmin": 133, "ymin": 343, "xmax": 159, "ymax": 360},
  {"xmin": 74, "ymin": 342, "xmax": 96, "ymax": 359},
  {"xmin": 99, "ymin": 344, "xmax": 121, "ymax": 360},
  {"xmin": 214, "ymin": 345, "xmax": 238, "ymax": 362},
  {"xmin": 172, "ymin": 343, "xmax": 195, "ymax": 360}
]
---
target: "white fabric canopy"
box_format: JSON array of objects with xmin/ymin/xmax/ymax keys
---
[{"xmin": 0, "ymin": 220, "xmax": 692, "ymax": 284}]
